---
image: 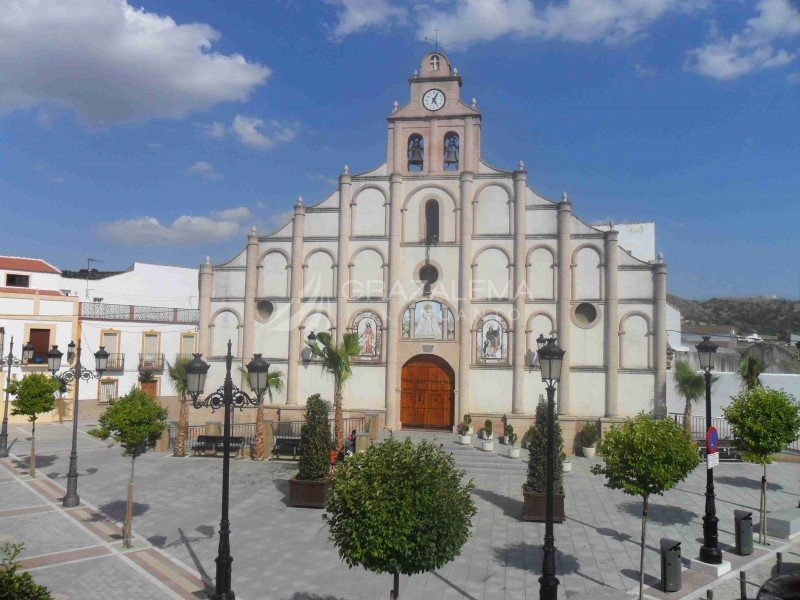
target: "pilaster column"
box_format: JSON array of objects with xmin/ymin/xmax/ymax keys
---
[
  {"xmin": 336, "ymin": 166, "xmax": 352, "ymax": 342},
  {"xmin": 458, "ymin": 171, "xmax": 475, "ymax": 423},
  {"xmin": 242, "ymin": 227, "xmax": 259, "ymax": 363},
  {"xmin": 604, "ymin": 226, "xmax": 620, "ymax": 418},
  {"xmin": 198, "ymin": 256, "xmax": 213, "ymax": 357},
  {"xmin": 512, "ymin": 163, "xmax": 527, "ymax": 414},
  {"xmin": 653, "ymin": 254, "xmax": 668, "ymax": 416},
  {"xmin": 429, "ymin": 119, "xmax": 439, "ymax": 174},
  {"xmin": 286, "ymin": 197, "xmax": 306, "ymax": 406},
  {"xmin": 384, "ymin": 173, "xmax": 404, "ymax": 429},
  {"xmin": 556, "ymin": 195, "xmax": 572, "ymax": 416}
]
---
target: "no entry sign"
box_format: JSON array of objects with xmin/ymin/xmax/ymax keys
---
[{"xmin": 706, "ymin": 426, "xmax": 719, "ymax": 454}]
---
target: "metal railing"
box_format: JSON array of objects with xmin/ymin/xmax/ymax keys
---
[
  {"xmin": 106, "ymin": 353, "xmax": 125, "ymax": 371},
  {"xmin": 175, "ymin": 353, "xmax": 195, "ymax": 363},
  {"xmin": 139, "ymin": 353, "xmax": 164, "ymax": 371},
  {"xmin": 80, "ymin": 302, "xmax": 199, "ymax": 325},
  {"xmin": 167, "ymin": 424, "xmax": 204, "ymax": 449},
  {"xmin": 669, "ymin": 412, "xmax": 732, "ymax": 440}
]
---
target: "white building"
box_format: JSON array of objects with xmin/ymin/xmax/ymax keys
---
[{"xmin": 200, "ymin": 52, "xmax": 668, "ymax": 448}]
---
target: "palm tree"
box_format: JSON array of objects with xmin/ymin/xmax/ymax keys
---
[
  {"xmin": 306, "ymin": 331, "xmax": 361, "ymax": 449},
  {"xmin": 737, "ymin": 355, "xmax": 765, "ymax": 390},
  {"xmin": 673, "ymin": 360, "xmax": 705, "ymax": 437},
  {"xmin": 166, "ymin": 356, "xmax": 190, "ymax": 457},
  {"xmin": 239, "ymin": 366, "xmax": 285, "ymax": 460}
]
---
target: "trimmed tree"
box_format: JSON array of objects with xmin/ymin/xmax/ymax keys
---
[
  {"xmin": 88, "ymin": 388, "xmax": 167, "ymax": 548},
  {"xmin": 298, "ymin": 394, "xmax": 332, "ymax": 481},
  {"xmin": 0, "ymin": 542, "xmax": 52, "ymax": 599},
  {"xmin": 306, "ymin": 331, "xmax": 360, "ymax": 449},
  {"xmin": 591, "ymin": 415, "xmax": 699, "ymax": 600},
  {"xmin": 324, "ymin": 436, "xmax": 477, "ymax": 599},
  {"xmin": 239, "ymin": 366, "xmax": 285, "ymax": 461},
  {"xmin": 723, "ymin": 387, "xmax": 800, "ymax": 544},
  {"xmin": 8, "ymin": 373, "xmax": 60, "ymax": 478},
  {"xmin": 524, "ymin": 395, "xmax": 564, "ymax": 495},
  {"xmin": 166, "ymin": 356, "xmax": 190, "ymax": 457}
]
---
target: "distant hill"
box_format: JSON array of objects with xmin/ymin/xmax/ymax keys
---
[{"xmin": 668, "ymin": 294, "xmax": 800, "ymax": 339}]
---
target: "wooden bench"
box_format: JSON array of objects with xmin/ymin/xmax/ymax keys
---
[{"xmin": 191, "ymin": 435, "xmax": 245, "ymax": 458}]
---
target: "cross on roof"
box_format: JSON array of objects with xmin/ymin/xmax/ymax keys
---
[{"xmin": 424, "ymin": 28, "xmax": 448, "ymax": 51}]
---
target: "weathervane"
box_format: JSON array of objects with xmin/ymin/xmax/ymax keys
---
[{"xmin": 424, "ymin": 28, "xmax": 448, "ymax": 51}]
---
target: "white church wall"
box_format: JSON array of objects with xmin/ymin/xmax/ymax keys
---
[
  {"xmin": 259, "ymin": 251, "xmax": 289, "ymax": 297},
  {"xmin": 526, "ymin": 207, "xmax": 558, "ymax": 235},
  {"xmin": 210, "ymin": 309, "xmax": 241, "ymax": 358},
  {"xmin": 351, "ymin": 248, "xmax": 384, "ymax": 298},
  {"xmin": 474, "ymin": 184, "xmax": 511, "ymax": 235},
  {"xmin": 525, "ymin": 373, "xmax": 550, "ymax": 412},
  {"xmin": 298, "ymin": 360, "xmax": 335, "ymax": 403},
  {"xmin": 570, "ymin": 318, "xmax": 605, "ymax": 366},
  {"xmin": 569, "ymin": 215, "xmax": 599, "ymax": 235},
  {"xmin": 570, "ymin": 371, "xmax": 606, "ymax": 416},
  {"xmin": 315, "ymin": 191, "xmax": 340, "ymax": 209},
  {"xmin": 470, "ymin": 368, "xmax": 513, "ymax": 413},
  {"xmin": 304, "ymin": 211, "xmax": 339, "ymax": 237},
  {"xmin": 346, "ymin": 366, "xmax": 386, "ymax": 410},
  {"xmin": 618, "ymin": 268, "xmax": 653, "ymax": 300},
  {"xmin": 304, "ymin": 251, "xmax": 335, "ymax": 297},
  {"xmin": 352, "ymin": 187, "xmax": 387, "ymax": 236},
  {"xmin": 527, "ymin": 246, "xmax": 556, "ymax": 299},
  {"xmin": 573, "ymin": 246, "xmax": 602, "ymax": 300},
  {"xmin": 474, "ymin": 248, "xmax": 510, "ymax": 299},
  {"xmin": 402, "ymin": 186, "xmax": 458, "ymax": 243},
  {"xmin": 526, "ymin": 187, "xmax": 555, "ymax": 207},
  {"xmin": 212, "ymin": 269, "xmax": 245, "ymax": 298},
  {"xmin": 619, "ymin": 372, "xmax": 656, "ymax": 416},
  {"xmin": 620, "ymin": 313, "xmax": 651, "ymax": 369},
  {"xmin": 254, "ymin": 320, "xmax": 289, "ymax": 361},
  {"xmin": 528, "ymin": 311, "xmax": 556, "ymax": 343}
]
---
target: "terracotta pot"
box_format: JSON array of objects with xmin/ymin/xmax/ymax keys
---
[
  {"xmin": 523, "ymin": 491, "xmax": 565, "ymax": 522},
  {"xmin": 289, "ymin": 474, "xmax": 331, "ymax": 508},
  {"xmin": 583, "ymin": 446, "xmax": 596, "ymax": 459},
  {"xmin": 458, "ymin": 434, "xmax": 471, "ymax": 445}
]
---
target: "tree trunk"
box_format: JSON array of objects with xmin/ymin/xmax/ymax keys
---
[
  {"xmin": 760, "ymin": 464, "xmax": 767, "ymax": 545},
  {"xmin": 683, "ymin": 400, "xmax": 692, "ymax": 436},
  {"xmin": 123, "ymin": 456, "xmax": 135, "ymax": 549},
  {"xmin": 175, "ymin": 394, "xmax": 188, "ymax": 457},
  {"xmin": 334, "ymin": 381, "xmax": 344, "ymax": 450},
  {"xmin": 29, "ymin": 418, "xmax": 36, "ymax": 478},
  {"xmin": 639, "ymin": 495, "xmax": 649, "ymax": 600},
  {"xmin": 389, "ymin": 572, "xmax": 399, "ymax": 599},
  {"xmin": 253, "ymin": 400, "xmax": 265, "ymax": 461}
]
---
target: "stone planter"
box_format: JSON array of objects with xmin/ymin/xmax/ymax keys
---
[
  {"xmin": 583, "ymin": 446, "xmax": 596, "ymax": 459},
  {"xmin": 506, "ymin": 446, "xmax": 520, "ymax": 459},
  {"xmin": 289, "ymin": 475, "xmax": 331, "ymax": 508},
  {"xmin": 466, "ymin": 427, "xmax": 473, "ymax": 435},
  {"xmin": 523, "ymin": 491, "xmax": 566, "ymax": 522},
  {"xmin": 479, "ymin": 439, "xmax": 494, "ymax": 452},
  {"xmin": 457, "ymin": 434, "xmax": 472, "ymax": 445},
  {"xmin": 562, "ymin": 460, "xmax": 572, "ymax": 473}
]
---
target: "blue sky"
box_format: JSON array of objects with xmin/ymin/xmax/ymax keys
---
[{"xmin": 1, "ymin": 0, "xmax": 798, "ymax": 299}]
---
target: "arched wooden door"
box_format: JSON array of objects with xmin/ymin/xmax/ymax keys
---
[{"xmin": 401, "ymin": 355, "xmax": 454, "ymax": 429}]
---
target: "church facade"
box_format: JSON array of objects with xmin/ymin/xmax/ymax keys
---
[{"xmin": 198, "ymin": 52, "xmax": 668, "ymax": 439}]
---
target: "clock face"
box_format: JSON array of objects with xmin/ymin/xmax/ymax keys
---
[{"xmin": 423, "ymin": 88, "xmax": 445, "ymax": 111}]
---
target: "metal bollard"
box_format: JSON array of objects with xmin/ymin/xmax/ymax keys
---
[
  {"xmin": 740, "ymin": 571, "xmax": 747, "ymax": 600},
  {"xmin": 734, "ymin": 510, "xmax": 754, "ymax": 556},
  {"xmin": 777, "ymin": 551, "xmax": 783, "ymax": 575},
  {"xmin": 707, "ymin": 589, "xmax": 713, "ymax": 599},
  {"xmin": 660, "ymin": 538, "xmax": 682, "ymax": 592}
]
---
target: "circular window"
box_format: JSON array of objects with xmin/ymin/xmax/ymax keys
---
[
  {"xmin": 573, "ymin": 303, "xmax": 598, "ymax": 326},
  {"xmin": 419, "ymin": 264, "xmax": 439, "ymax": 286},
  {"xmin": 256, "ymin": 300, "xmax": 274, "ymax": 322}
]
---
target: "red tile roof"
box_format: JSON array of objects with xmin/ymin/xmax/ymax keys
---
[
  {"xmin": 0, "ymin": 287, "xmax": 64, "ymax": 297},
  {"xmin": 0, "ymin": 256, "xmax": 60, "ymax": 274}
]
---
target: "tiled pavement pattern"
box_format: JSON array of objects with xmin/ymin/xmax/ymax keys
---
[{"xmin": 1, "ymin": 423, "xmax": 799, "ymax": 599}]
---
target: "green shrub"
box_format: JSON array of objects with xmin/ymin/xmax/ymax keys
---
[
  {"xmin": 324, "ymin": 437, "xmax": 476, "ymax": 598},
  {"xmin": 457, "ymin": 421, "xmax": 469, "ymax": 436},
  {"xmin": 524, "ymin": 396, "xmax": 564, "ymax": 495},
  {"xmin": 579, "ymin": 422, "xmax": 599, "ymax": 447},
  {"xmin": 483, "ymin": 419, "xmax": 493, "ymax": 437},
  {"xmin": 463, "ymin": 413, "xmax": 472, "ymax": 427},
  {"xmin": 298, "ymin": 394, "xmax": 332, "ymax": 481},
  {"xmin": 505, "ymin": 424, "xmax": 517, "ymax": 447},
  {"xmin": 0, "ymin": 543, "xmax": 52, "ymax": 599}
]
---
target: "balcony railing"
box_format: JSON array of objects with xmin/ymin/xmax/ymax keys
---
[
  {"xmin": 80, "ymin": 302, "xmax": 198, "ymax": 325},
  {"xmin": 106, "ymin": 353, "xmax": 125, "ymax": 371},
  {"xmin": 139, "ymin": 353, "xmax": 165, "ymax": 371},
  {"xmin": 175, "ymin": 353, "xmax": 195, "ymax": 363}
]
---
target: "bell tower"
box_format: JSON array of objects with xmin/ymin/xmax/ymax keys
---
[{"xmin": 387, "ymin": 52, "xmax": 482, "ymax": 174}]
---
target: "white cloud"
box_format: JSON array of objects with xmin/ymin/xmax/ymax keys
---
[
  {"xmin": 210, "ymin": 206, "xmax": 251, "ymax": 221},
  {"xmin": 686, "ymin": 0, "xmax": 800, "ymax": 80},
  {"xmin": 0, "ymin": 0, "xmax": 270, "ymax": 126},
  {"xmin": 199, "ymin": 121, "xmax": 227, "ymax": 138},
  {"xmin": 231, "ymin": 115, "xmax": 298, "ymax": 149},
  {"xmin": 268, "ymin": 210, "xmax": 295, "ymax": 231},
  {"xmin": 308, "ymin": 173, "xmax": 338, "ymax": 187},
  {"xmin": 634, "ymin": 62, "xmax": 657, "ymax": 77},
  {"xmin": 146, "ymin": 142, "xmax": 162, "ymax": 150},
  {"xmin": 187, "ymin": 161, "xmax": 222, "ymax": 180},
  {"xmin": 325, "ymin": 0, "xmax": 406, "ymax": 38}
]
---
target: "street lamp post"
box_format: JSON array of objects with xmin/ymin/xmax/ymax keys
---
[
  {"xmin": 184, "ymin": 342, "xmax": 268, "ymax": 600},
  {"xmin": 696, "ymin": 335, "xmax": 722, "ymax": 565},
  {"xmin": 795, "ymin": 340, "xmax": 800, "ymax": 360},
  {"xmin": 48, "ymin": 341, "xmax": 109, "ymax": 507},
  {"xmin": 538, "ymin": 336, "xmax": 565, "ymax": 600},
  {"xmin": 0, "ymin": 337, "xmax": 35, "ymax": 458}
]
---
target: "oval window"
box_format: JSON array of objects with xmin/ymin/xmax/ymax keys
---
[
  {"xmin": 256, "ymin": 300, "xmax": 274, "ymax": 322},
  {"xmin": 574, "ymin": 303, "xmax": 598, "ymax": 326}
]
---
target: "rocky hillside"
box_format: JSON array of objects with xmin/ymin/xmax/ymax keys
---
[{"xmin": 668, "ymin": 294, "xmax": 800, "ymax": 338}]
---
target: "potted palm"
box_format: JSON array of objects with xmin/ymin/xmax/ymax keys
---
[
  {"xmin": 523, "ymin": 396, "xmax": 565, "ymax": 521},
  {"xmin": 456, "ymin": 421, "xmax": 471, "ymax": 445},
  {"xmin": 505, "ymin": 425, "xmax": 520, "ymax": 459},
  {"xmin": 580, "ymin": 422, "xmax": 599, "ymax": 458},
  {"xmin": 289, "ymin": 394, "xmax": 333, "ymax": 508},
  {"xmin": 479, "ymin": 419, "xmax": 494, "ymax": 451},
  {"xmin": 239, "ymin": 365, "xmax": 284, "ymax": 460}
]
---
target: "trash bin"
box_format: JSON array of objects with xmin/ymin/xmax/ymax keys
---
[
  {"xmin": 734, "ymin": 510, "xmax": 754, "ymax": 556},
  {"xmin": 660, "ymin": 538, "xmax": 682, "ymax": 593}
]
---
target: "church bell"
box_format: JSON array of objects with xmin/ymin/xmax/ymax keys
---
[
  {"xmin": 443, "ymin": 144, "xmax": 458, "ymax": 166},
  {"xmin": 408, "ymin": 145, "xmax": 423, "ymax": 167}
]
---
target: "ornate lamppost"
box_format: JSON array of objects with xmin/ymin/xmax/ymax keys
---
[
  {"xmin": 48, "ymin": 341, "xmax": 109, "ymax": 507},
  {"xmin": 184, "ymin": 342, "xmax": 269, "ymax": 600},
  {"xmin": 696, "ymin": 336, "xmax": 722, "ymax": 565},
  {"xmin": 537, "ymin": 336, "xmax": 565, "ymax": 600},
  {"xmin": 0, "ymin": 337, "xmax": 35, "ymax": 458},
  {"xmin": 795, "ymin": 340, "xmax": 800, "ymax": 360}
]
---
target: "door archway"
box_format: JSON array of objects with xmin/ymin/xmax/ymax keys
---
[{"xmin": 401, "ymin": 355, "xmax": 454, "ymax": 429}]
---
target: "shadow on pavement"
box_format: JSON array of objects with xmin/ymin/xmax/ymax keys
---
[
  {"xmin": 96, "ymin": 499, "xmax": 150, "ymax": 520},
  {"xmin": 13, "ymin": 454, "xmax": 58, "ymax": 469},
  {"xmin": 178, "ymin": 527, "xmax": 215, "ymax": 596},
  {"xmin": 619, "ymin": 501, "xmax": 698, "ymax": 525},
  {"xmin": 620, "ymin": 568, "xmax": 660, "ymax": 588},
  {"xmin": 279, "ymin": 595, "xmax": 346, "ymax": 600},
  {"xmin": 716, "ymin": 475, "xmax": 783, "ymax": 492},
  {"xmin": 274, "ymin": 478, "xmax": 291, "ymax": 506},
  {"xmin": 431, "ymin": 571, "xmax": 480, "ymax": 600},
  {"xmin": 472, "ymin": 488, "xmax": 524, "ymax": 519}
]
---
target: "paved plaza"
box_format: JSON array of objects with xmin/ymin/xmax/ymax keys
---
[{"xmin": 1, "ymin": 423, "xmax": 799, "ymax": 600}]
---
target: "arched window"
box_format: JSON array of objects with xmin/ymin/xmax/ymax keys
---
[
  {"xmin": 430, "ymin": 55, "xmax": 440, "ymax": 71},
  {"xmin": 424, "ymin": 199, "xmax": 439, "ymax": 244},
  {"xmin": 443, "ymin": 132, "xmax": 459, "ymax": 170},
  {"xmin": 477, "ymin": 314, "xmax": 509, "ymax": 364},
  {"xmin": 408, "ymin": 134, "xmax": 424, "ymax": 172}
]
